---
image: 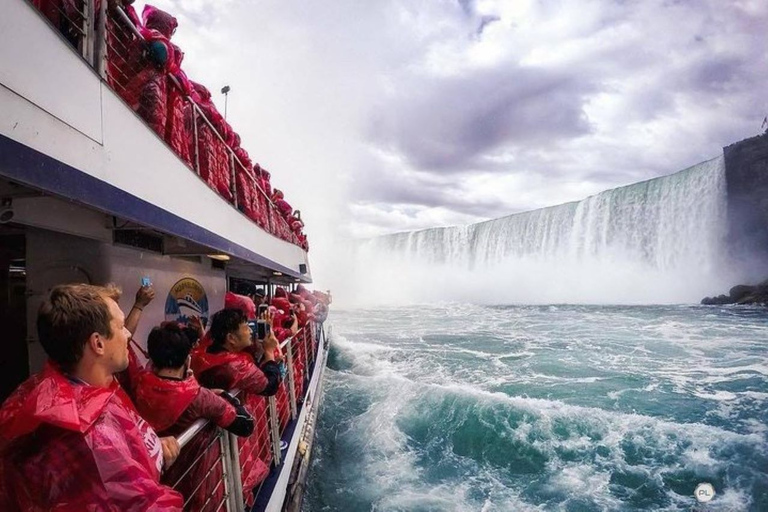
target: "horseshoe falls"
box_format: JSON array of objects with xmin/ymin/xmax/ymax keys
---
[
  {"xmin": 307, "ymin": 138, "xmax": 767, "ymax": 512},
  {"xmin": 347, "ymin": 156, "xmax": 736, "ymax": 305}
]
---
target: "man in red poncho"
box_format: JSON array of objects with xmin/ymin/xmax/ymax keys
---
[
  {"xmin": 191, "ymin": 308, "xmax": 280, "ymax": 399},
  {"xmin": 190, "ymin": 308, "xmax": 281, "ymax": 504},
  {"xmin": 0, "ymin": 284, "xmax": 183, "ymax": 511},
  {"xmin": 135, "ymin": 323, "xmax": 254, "ymax": 511}
]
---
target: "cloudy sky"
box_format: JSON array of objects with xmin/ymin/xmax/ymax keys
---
[{"xmin": 134, "ymin": 0, "xmax": 766, "ymax": 245}]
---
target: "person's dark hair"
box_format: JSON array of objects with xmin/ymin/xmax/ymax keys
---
[
  {"xmin": 209, "ymin": 308, "xmax": 247, "ymax": 347},
  {"xmin": 180, "ymin": 325, "xmax": 200, "ymax": 347},
  {"xmin": 37, "ymin": 283, "xmax": 121, "ymax": 371},
  {"xmin": 148, "ymin": 323, "xmax": 192, "ymax": 369},
  {"xmin": 253, "ymin": 288, "xmax": 265, "ymax": 298}
]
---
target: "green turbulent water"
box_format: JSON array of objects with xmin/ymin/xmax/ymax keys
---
[{"xmin": 304, "ymin": 304, "xmax": 768, "ymax": 512}]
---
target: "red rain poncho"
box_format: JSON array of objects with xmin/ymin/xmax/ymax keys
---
[
  {"xmin": 248, "ymin": 166, "xmax": 270, "ymax": 229},
  {"xmin": 119, "ymin": 29, "xmax": 175, "ymax": 137},
  {"xmin": 114, "ymin": 340, "xmax": 145, "ymax": 401},
  {"xmin": 165, "ymin": 45, "xmax": 192, "ymax": 166},
  {"xmin": 106, "ymin": 1, "xmax": 143, "ymax": 93},
  {"xmin": 142, "ymin": 4, "xmax": 177, "ymax": 38},
  {"xmin": 0, "ymin": 363, "xmax": 182, "ymax": 511},
  {"xmin": 32, "ymin": 0, "xmax": 88, "ymax": 47},
  {"xmin": 134, "ymin": 371, "xmax": 236, "ymax": 512},
  {"xmin": 258, "ymin": 166, "xmax": 273, "ymax": 197},
  {"xmin": 119, "ymin": 6, "xmax": 179, "ymax": 137},
  {"xmin": 190, "ymin": 348, "xmax": 271, "ymax": 505},
  {"xmin": 235, "ymin": 167, "xmax": 260, "ymax": 224},
  {"xmin": 275, "ymin": 198, "xmax": 293, "ymax": 218},
  {"xmin": 224, "ymin": 291, "xmax": 257, "ymax": 320},
  {"xmin": 134, "ymin": 371, "xmax": 202, "ymax": 434},
  {"xmin": 191, "ymin": 83, "xmax": 232, "ymax": 201},
  {"xmin": 189, "ymin": 82, "xmax": 217, "ymax": 190}
]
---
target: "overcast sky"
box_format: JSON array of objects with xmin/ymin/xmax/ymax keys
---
[{"xmin": 134, "ymin": 0, "xmax": 766, "ymax": 245}]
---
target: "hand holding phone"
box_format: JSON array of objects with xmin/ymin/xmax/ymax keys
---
[{"xmin": 135, "ymin": 280, "xmax": 155, "ymax": 308}]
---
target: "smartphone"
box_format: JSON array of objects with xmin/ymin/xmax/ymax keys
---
[
  {"xmin": 247, "ymin": 320, "xmax": 258, "ymax": 342},
  {"xmin": 258, "ymin": 304, "xmax": 268, "ymax": 317},
  {"xmin": 256, "ymin": 320, "xmax": 270, "ymax": 340},
  {"xmin": 141, "ymin": 276, "xmax": 152, "ymax": 287}
]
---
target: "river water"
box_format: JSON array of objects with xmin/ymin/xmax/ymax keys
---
[{"xmin": 305, "ymin": 304, "xmax": 768, "ymax": 511}]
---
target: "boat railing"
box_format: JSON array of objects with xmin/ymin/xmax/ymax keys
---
[
  {"xmin": 160, "ymin": 322, "xmax": 322, "ymax": 511},
  {"xmin": 23, "ymin": 0, "xmax": 305, "ymax": 250},
  {"xmin": 26, "ymin": 0, "xmax": 91, "ymax": 59}
]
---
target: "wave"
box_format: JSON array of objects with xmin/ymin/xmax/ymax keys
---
[{"xmin": 311, "ymin": 336, "xmax": 765, "ymax": 511}]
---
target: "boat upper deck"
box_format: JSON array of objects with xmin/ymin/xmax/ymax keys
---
[{"xmin": 0, "ymin": 0, "xmax": 311, "ymax": 283}]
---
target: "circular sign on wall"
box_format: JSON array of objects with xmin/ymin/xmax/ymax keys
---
[{"xmin": 165, "ymin": 277, "xmax": 210, "ymax": 327}]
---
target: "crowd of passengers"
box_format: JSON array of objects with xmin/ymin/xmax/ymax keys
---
[
  {"xmin": 0, "ymin": 281, "xmax": 331, "ymax": 510},
  {"xmin": 30, "ymin": 0, "xmax": 309, "ymax": 249}
]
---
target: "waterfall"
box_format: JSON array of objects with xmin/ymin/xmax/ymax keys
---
[{"xmin": 346, "ymin": 156, "xmax": 733, "ymax": 305}]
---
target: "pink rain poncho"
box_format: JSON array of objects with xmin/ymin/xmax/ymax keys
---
[
  {"xmin": 190, "ymin": 346, "xmax": 271, "ymax": 506},
  {"xmin": 118, "ymin": 6, "xmax": 177, "ymax": 137},
  {"xmin": 191, "ymin": 83, "xmax": 233, "ymax": 201},
  {"xmin": 165, "ymin": 45, "xmax": 192, "ymax": 166},
  {"xmin": 0, "ymin": 363, "xmax": 182, "ymax": 511},
  {"xmin": 106, "ymin": 1, "xmax": 143, "ymax": 93}
]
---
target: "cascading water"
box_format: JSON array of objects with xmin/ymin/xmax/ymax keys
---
[
  {"xmin": 348, "ymin": 156, "xmax": 734, "ymax": 304},
  {"xmin": 313, "ymin": 153, "xmax": 767, "ymax": 512}
]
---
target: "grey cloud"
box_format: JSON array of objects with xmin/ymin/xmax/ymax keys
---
[
  {"xmin": 476, "ymin": 15, "xmax": 500, "ymax": 38},
  {"xmin": 350, "ymin": 163, "xmax": 511, "ymax": 219},
  {"xmin": 457, "ymin": 0, "xmax": 476, "ymax": 18},
  {"xmin": 368, "ymin": 66, "xmax": 595, "ymax": 174}
]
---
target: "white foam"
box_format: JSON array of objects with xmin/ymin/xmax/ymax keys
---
[
  {"xmin": 320, "ymin": 306, "xmax": 767, "ymax": 509},
  {"xmin": 692, "ymin": 390, "xmax": 739, "ymax": 401}
]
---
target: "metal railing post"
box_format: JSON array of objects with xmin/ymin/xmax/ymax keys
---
[
  {"xmin": 227, "ymin": 432, "xmax": 245, "ymax": 511},
  {"xmin": 83, "ymin": 0, "xmax": 94, "ymax": 60},
  {"xmin": 267, "ymin": 396, "xmax": 282, "ymax": 466},
  {"xmin": 266, "ymin": 198, "xmax": 274, "ymax": 234},
  {"xmin": 230, "ymin": 152, "xmax": 238, "ymax": 208},
  {"xmin": 218, "ymin": 430, "xmax": 234, "ymax": 512},
  {"xmin": 193, "ymin": 105, "xmax": 202, "ymax": 176},
  {"xmin": 302, "ymin": 327, "xmax": 310, "ymax": 368},
  {"xmin": 92, "ymin": 0, "xmax": 107, "ymax": 77},
  {"xmin": 285, "ymin": 340, "xmax": 298, "ymax": 420}
]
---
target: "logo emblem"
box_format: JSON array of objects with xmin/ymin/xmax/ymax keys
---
[
  {"xmin": 694, "ymin": 482, "xmax": 715, "ymax": 503},
  {"xmin": 165, "ymin": 277, "xmax": 209, "ymax": 327}
]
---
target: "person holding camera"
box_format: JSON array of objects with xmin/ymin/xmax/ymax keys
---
[
  {"xmin": 189, "ymin": 308, "xmax": 281, "ymax": 496},
  {"xmin": 190, "ymin": 308, "xmax": 280, "ymax": 397}
]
